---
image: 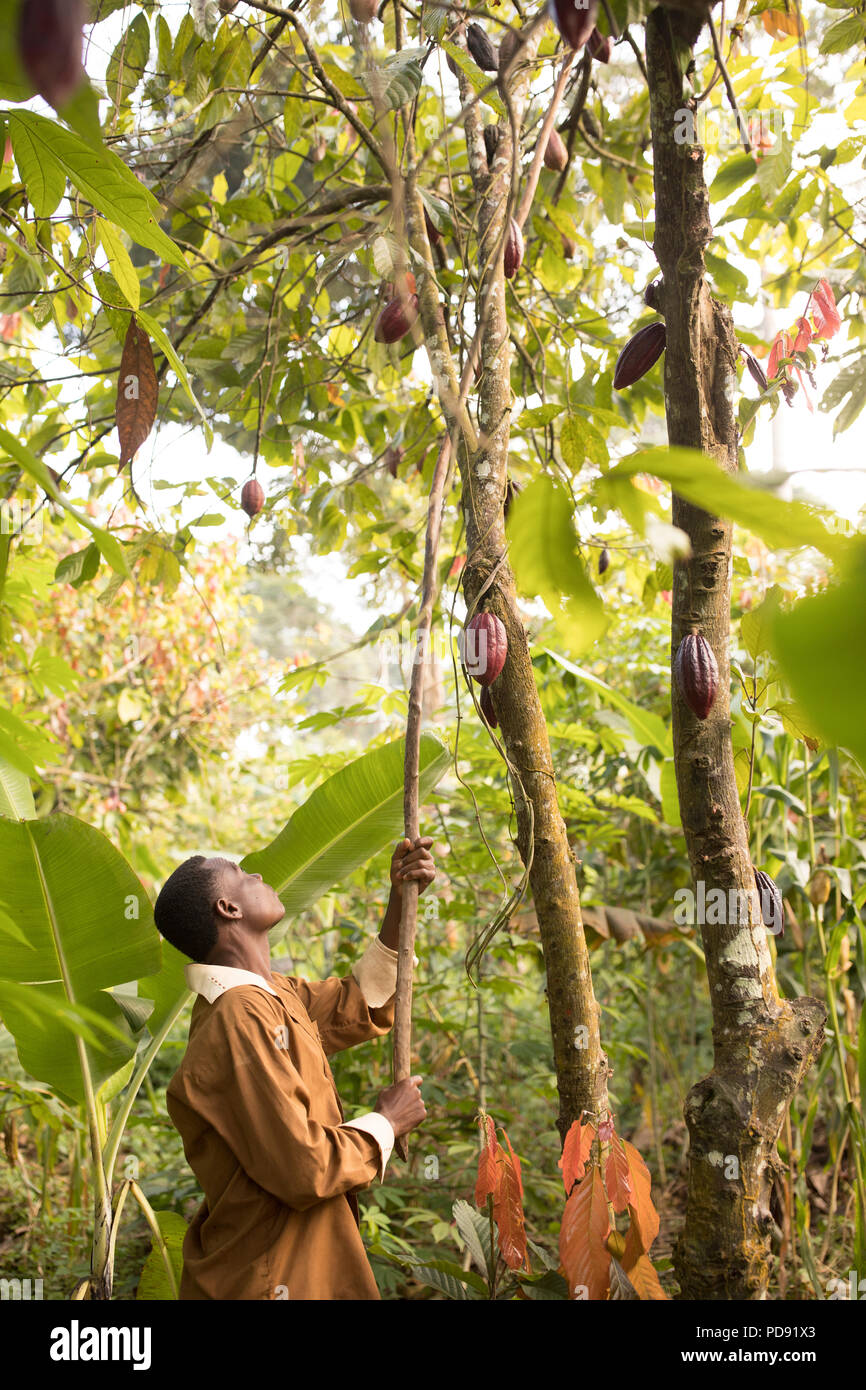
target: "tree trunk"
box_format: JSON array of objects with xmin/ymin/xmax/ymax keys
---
[
  {"xmin": 645, "ymin": 6, "xmax": 825, "ymax": 1298},
  {"xmin": 403, "ymin": 25, "xmax": 611, "ymax": 1140}
]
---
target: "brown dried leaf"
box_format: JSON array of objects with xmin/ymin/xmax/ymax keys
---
[{"xmin": 116, "ymin": 316, "xmax": 157, "ymax": 468}]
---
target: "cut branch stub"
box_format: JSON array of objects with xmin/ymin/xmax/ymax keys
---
[
  {"xmin": 116, "ymin": 317, "xmax": 157, "ymax": 469},
  {"xmin": 674, "ymin": 632, "xmax": 719, "ymax": 720},
  {"xmin": 464, "ymin": 612, "xmax": 508, "ymax": 686},
  {"xmin": 613, "ymin": 322, "xmax": 666, "ymax": 390}
]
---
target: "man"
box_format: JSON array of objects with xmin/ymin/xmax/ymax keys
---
[{"xmin": 155, "ymin": 836, "xmax": 435, "ymax": 1300}]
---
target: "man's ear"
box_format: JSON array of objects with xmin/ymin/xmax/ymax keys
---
[{"xmin": 214, "ymin": 894, "xmax": 243, "ymax": 922}]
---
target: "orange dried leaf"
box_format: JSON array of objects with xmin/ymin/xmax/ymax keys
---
[
  {"xmin": 501, "ymin": 1129, "xmax": 523, "ymax": 1201},
  {"xmin": 559, "ymin": 1165, "xmax": 611, "ymax": 1300},
  {"xmin": 605, "ymin": 1135, "xmax": 633, "ymax": 1214},
  {"xmin": 493, "ymin": 1146, "xmax": 529, "ymax": 1271},
  {"xmin": 761, "ymin": 8, "xmax": 803, "ymax": 39},
  {"xmin": 624, "ymin": 1253, "xmax": 668, "ymax": 1301},
  {"xmin": 116, "ymin": 317, "xmax": 157, "ymax": 468},
  {"xmin": 812, "ymin": 279, "xmax": 841, "ymax": 339},
  {"xmin": 767, "ymin": 330, "xmax": 792, "ymax": 380},
  {"xmin": 558, "ymin": 1118, "xmax": 595, "ymax": 1193},
  {"xmin": 621, "ymin": 1139, "xmax": 660, "ymax": 1268}
]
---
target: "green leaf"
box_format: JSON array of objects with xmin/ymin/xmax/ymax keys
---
[
  {"xmin": 362, "ymin": 48, "xmax": 425, "ymax": 111},
  {"xmin": 0, "ymin": 424, "xmax": 130, "ymax": 578},
  {"xmin": 820, "ymin": 12, "xmax": 866, "ymax": 54},
  {"xmin": 137, "ymin": 1210, "xmax": 186, "ymax": 1300},
  {"xmin": 9, "ymin": 115, "xmax": 66, "ymax": 217},
  {"xmin": 241, "ymin": 733, "xmax": 450, "ymax": 913},
  {"xmin": 106, "ymin": 11, "xmax": 151, "ymax": 106},
  {"xmin": 8, "ymin": 111, "xmax": 186, "ymax": 269},
  {"xmin": 0, "ymin": 755, "xmax": 35, "ymax": 820},
  {"xmin": 597, "ymin": 447, "xmax": 850, "ymax": 562},
  {"xmin": 771, "ymin": 546, "xmax": 866, "ymax": 767},
  {"xmin": 441, "ymin": 41, "xmax": 505, "ymax": 116},
  {"xmin": 97, "ymin": 219, "xmax": 140, "ymax": 309},
  {"xmin": 740, "ymin": 585, "xmax": 783, "ymax": 660},
  {"xmin": 507, "ymin": 477, "xmax": 608, "ymax": 657},
  {"xmin": 544, "ymin": 649, "xmax": 671, "ymax": 755},
  {"xmin": 136, "ymin": 308, "xmax": 212, "ymax": 447},
  {"xmin": 710, "ymin": 153, "xmax": 757, "ymax": 202}
]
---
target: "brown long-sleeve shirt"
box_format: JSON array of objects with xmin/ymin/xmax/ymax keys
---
[{"xmin": 166, "ymin": 947, "xmax": 398, "ymax": 1300}]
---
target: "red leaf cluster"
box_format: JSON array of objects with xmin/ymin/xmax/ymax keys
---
[{"xmin": 473, "ymin": 1114, "xmax": 529, "ymax": 1272}]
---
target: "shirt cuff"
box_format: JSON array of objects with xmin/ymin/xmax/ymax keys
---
[
  {"xmin": 342, "ymin": 1112, "xmax": 395, "ymax": 1182},
  {"xmin": 351, "ymin": 935, "xmax": 398, "ymax": 1008}
]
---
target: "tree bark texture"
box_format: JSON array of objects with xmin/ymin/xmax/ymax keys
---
[
  {"xmin": 645, "ymin": 5, "xmax": 825, "ymax": 1298},
  {"xmin": 411, "ymin": 24, "xmax": 611, "ymax": 1140}
]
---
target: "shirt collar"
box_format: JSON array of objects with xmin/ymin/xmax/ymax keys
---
[{"xmin": 185, "ymin": 962, "xmax": 278, "ymax": 1003}]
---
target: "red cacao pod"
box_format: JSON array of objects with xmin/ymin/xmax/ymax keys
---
[
  {"xmin": 19, "ymin": 0, "xmax": 84, "ymax": 108},
  {"xmin": 613, "ymin": 321, "xmax": 666, "ymax": 390},
  {"xmin": 587, "ymin": 26, "xmax": 611, "ymax": 62},
  {"xmin": 349, "ymin": 0, "xmax": 378, "ymax": 20},
  {"xmin": 424, "ymin": 207, "xmax": 443, "ymax": 247},
  {"xmin": 674, "ymin": 633, "xmax": 718, "ymax": 720},
  {"xmin": 464, "ymin": 612, "xmax": 507, "ymax": 686},
  {"xmin": 384, "ymin": 445, "xmax": 403, "ymax": 478},
  {"xmin": 467, "ymin": 22, "xmax": 498, "ymax": 71},
  {"xmin": 598, "ymin": 546, "xmax": 610, "ymax": 575},
  {"xmin": 543, "ymin": 127, "xmax": 569, "ymax": 172},
  {"xmin": 754, "ymin": 868, "xmax": 784, "ymax": 939},
  {"xmin": 503, "ymin": 218, "xmax": 524, "ymax": 279},
  {"xmin": 374, "ymin": 292, "xmax": 419, "ymax": 344},
  {"xmin": 480, "ymin": 686, "xmax": 498, "ymax": 728},
  {"xmin": 241, "ymin": 478, "xmax": 264, "ymax": 518},
  {"xmin": 548, "ymin": 0, "xmax": 599, "ymax": 51}
]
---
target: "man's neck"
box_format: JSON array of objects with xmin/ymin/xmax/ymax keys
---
[{"xmin": 206, "ymin": 941, "xmax": 272, "ymax": 978}]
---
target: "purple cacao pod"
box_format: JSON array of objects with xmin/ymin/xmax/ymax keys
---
[
  {"xmin": 548, "ymin": 0, "xmax": 599, "ymax": 52},
  {"xmin": 613, "ymin": 322, "xmax": 666, "ymax": 390},
  {"xmin": 19, "ymin": 0, "xmax": 85, "ymax": 108},
  {"xmin": 464, "ymin": 612, "xmax": 508, "ymax": 686},
  {"xmin": 674, "ymin": 633, "xmax": 719, "ymax": 720},
  {"xmin": 503, "ymin": 218, "xmax": 524, "ymax": 279}
]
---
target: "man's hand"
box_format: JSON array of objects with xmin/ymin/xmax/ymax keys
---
[
  {"xmin": 374, "ymin": 1076, "xmax": 426, "ymax": 1138},
  {"xmin": 390, "ymin": 836, "xmax": 436, "ymax": 898}
]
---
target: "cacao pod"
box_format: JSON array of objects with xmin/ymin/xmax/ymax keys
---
[
  {"xmin": 503, "ymin": 218, "xmax": 524, "ymax": 279},
  {"xmin": 581, "ymin": 110, "xmax": 602, "ymax": 140},
  {"xmin": 548, "ymin": 0, "xmax": 599, "ymax": 52},
  {"xmin": 808, "ymin": 869, "xmax": 832, "ymax": 907},
  {"xmin": 464, "ymin": 612, "xmax": 507, "ymax": 686},
  {"xmin": 587, "ymin": 26, "xmax": 612, "ymax": 62},
  {"xmin": 560, "ymin": 233, "xmax": 577, "ymax": 260},
  {"xmin": 613, "ymin": 321, "xmax": 666, "ymax": 390},
  {"xmin": 241, "ymin": 478, "xmax": 264, "ymax": 518},
  {"xmin": 504, "ymin": 476, "xmax": 522, "ymax": 523},
  {"xmin": 480, "ymin": 686, "xmax": 498, "ymax": 728},
  {"xmin": 498, "ymin": 28, "xmax": 521, "ymax": 73},
  {"xmin": 483, "ymin": 123, "xmax": 500, "ymax": 166},
  {"xmin": 19, "ymin": 0, "xmax": 84, "ymax": 109},
  {"xmin": 754, "ymin": 869, "xmax": 784, "ymax": 939},
  {"xmin": 598, "ymin": 547, "xmax": 610, "ymax": 575},
  {"xmin": 384, "ymin": 445, "xmax": 403, "ymax": 478},
  {"xmin": 467, "ymin": 22, "xmax": 498, "ymax": 71},
  {"xmin": 674, "ymin": 632, "xmax": 718, "ymax": 720},
  {"xmin": 740, "ymin": 346, "xmax": 768, "ymax": 393},
  {"xmin": 349, "ymin": 0, "xmax": 378, "ymax": 19},
  {"xmin": 544, "ymin": 127, "xmax": 569, "ymax": 172},
  {"xmin": 374, "ymin": 292, "xmax": 419, "ymax": 344},
  {"xmin": 424, "ymin": 207, "xmax": 443, "ymax": 247}
]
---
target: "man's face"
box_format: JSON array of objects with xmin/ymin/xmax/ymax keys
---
[{"xmin": 208, "ymin": 859, "xmax": 285, "ymax": 933}]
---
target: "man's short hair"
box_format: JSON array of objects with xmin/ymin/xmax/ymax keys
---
[{"xmin": 153, "ymin": 855, "xmax": 223, "ymax": 961}]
